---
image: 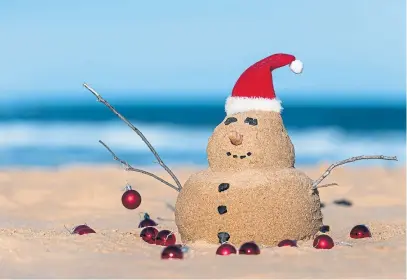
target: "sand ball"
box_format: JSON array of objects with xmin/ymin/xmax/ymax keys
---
[
  {"xmin": 175, "ymin": 167, "xmax": 323, "ymax": 246},
  {"xmin": 206, "ymin": 111, "xmax": 295, "ymax": 172}
]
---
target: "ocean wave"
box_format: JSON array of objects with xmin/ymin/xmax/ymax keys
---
[
  {"xmin": 0, "ymin": 121, "xmax": 211, "ymax": 151},
  {"xmin": 0, "ymin": 121, "xmax": 405, "ymax": 166}
]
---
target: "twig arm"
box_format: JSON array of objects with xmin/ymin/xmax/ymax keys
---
[
  {"xmin": 99, "ymin": 141, "xmax": 180, "ymax": 192},
  {"xmin": 312, "ymin": 155, "xmax": 398, "ymax": 188},
  {"xmin": 83, "ymin": 83, "xmax": 183, "ymax": 191},
  {"xmin": 315, "ymin": 183, "xmax": 338, "ymax": 189}
]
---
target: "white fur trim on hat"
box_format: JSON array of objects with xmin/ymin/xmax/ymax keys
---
[
  {"xmin": 225, "ymin": 96, "xmax": 283, "ymax": 115},
  {"xmin": 289, "ymin": 59, "xmax": 303, "ymax": 74}
]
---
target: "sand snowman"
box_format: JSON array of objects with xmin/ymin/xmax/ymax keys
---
[
  {"xmin": 85, "ymin": 53, "xmax": 396, "ymax": 247},
  {"xmin": 175, "ymin": 53, "xmax": 323, "ymax": 246}
]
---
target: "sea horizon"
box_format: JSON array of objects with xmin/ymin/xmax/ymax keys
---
[{"xmin": 0, "ymin": 90, "xmax": 405, "ymax": 169}]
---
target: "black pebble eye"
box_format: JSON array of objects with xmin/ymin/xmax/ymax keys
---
[
  {"xmin": 224, "ymin": 117, "xmax": 237, "ymax": 125},
  {"xmin": 244, "ymin": 117, "xmax": 258, "ymax": 126}
]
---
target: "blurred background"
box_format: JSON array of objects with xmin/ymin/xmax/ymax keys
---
[{"xmin": 0, "ymin": 0, "xmax": 405, "ymax": 168}]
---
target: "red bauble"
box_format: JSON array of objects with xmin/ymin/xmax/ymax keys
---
[
  {"xmin": 350, "ymin": 224, "xmax": 371, "ymax": 239},
  {"xmin": 121, "ymin": 185, "xmax": 141, "ymax": 210},
  {"xmin": 238, "ymin": 242, "xmax": 261, "ymax": 255},
  {"xmin": 140, "ymin": 226, "xmax": 158, "ymax": 244},
  {"xmin": 72, "ymin": 225, "xmax": 89, "ymax": 232},
  {"xmin": 138, "ymin": 213, "xmax": 158, "ymax": 228},
  {"xmin": 161, "ymin": 245, "xmax": 183, "ymax": 260},
  {"xmin": 313, "ymin": 234, "xmax": 334, "ymax": 249},
  {"xmin": 155, "ymin": 230, "xmax": 176, "ymax": 246},
  {"xmin": 216, "ymin": 243, "xmax": 237, "ymax": 256},
  {"xmin": 277, "ymin": 239, "xmax": 297, "ymax": 247},
  {"xmin": 72, "ymin": 224, "xmax": 96, "ymax": 235}
]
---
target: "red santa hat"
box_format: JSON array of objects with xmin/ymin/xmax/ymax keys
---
[{"xmin": 225, "ymin": 53, "xmax": 303, "ymax": 115}]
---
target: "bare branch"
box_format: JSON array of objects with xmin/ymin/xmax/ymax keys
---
[
  {"xmin": 99, "ymin": 140, "xmax": 180, "ymax": 192},
  {"xmin": 314, "ymin": 182, "xmax": 338, "ymax": 189},
  {"xmin": 83, "ymin": 83, "xmax": 183, "ymax": 192},
  {"xmin": 312, "ymin": 155, "xmax": 398, "ymax": 188}
]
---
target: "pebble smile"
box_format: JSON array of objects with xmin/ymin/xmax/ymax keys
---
[{"xmin": 226, "ymin": 152, "xmax": 252, "ymax": 159}]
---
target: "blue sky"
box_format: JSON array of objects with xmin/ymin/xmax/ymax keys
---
[{"xmin": 0, "ymin": 0, "xmax": 405, "ymax": 101}]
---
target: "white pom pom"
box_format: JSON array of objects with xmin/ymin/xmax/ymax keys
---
[{"xmin": 289, "ymin": 59, "xmax": 303, "ymax": 74}]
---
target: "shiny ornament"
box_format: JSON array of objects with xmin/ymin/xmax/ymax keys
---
[
  {"xmin": 277, "ymin": 239, "xmax": 297, "ymax": 247},
  {"xmin": 161, "ymin": 245, "xmax": 183, "ymax": 260},
  {"xmin": 238, "ymin": 242, "xmax": 261, "ymax": 255},
  {"xmin": 140, "ymin": 226, "xmax": 158, "ymax": 244},
  {"xmin": 138, "ymin": 213, "xmax": 158, "ymax": 228},
  {"xmin": 121, "ymin": 184, "xmax": 142, "ymax": 210},
  {"xmin": 155, "ymin": 230, "xmax": 176, "ymax": 246},
  {"xmin": 350, "ymin": 224, "xmax": 371, "ymax": 239},
  {"xmin": 313, "ymin": 234, "xmax": 334, "ymax": 249},
  {"xmin": 72, "ymin": 224, "xmax": 96, "ymax": 235},
  {"xmin": 216, "ymin": 243, "xmax": 237, "ymax": 255}
]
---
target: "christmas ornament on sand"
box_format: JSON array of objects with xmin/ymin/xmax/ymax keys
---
[
  {"xmin": 138, "ymin": 213, "xmax": 158, "ymax": 228},
  {"xmin": 161, "ymin": 245, "xmax": 184, "ymax": 260},
  {"xmin": 156, "ymin": 230, "xmax": 177, "ymax": 246},
  {"xmin": 84, "ymin": 52, "xmax": 397, "ymax": 247},
  {"xmin": 121, "ymin": 184, "xmax": 142, "ymax": 210},
  {"xmin": 278, "ymin": 239, "xmax": 297, "ymax": 247},
  {"xmin": 140, "ymin": 226, "xmax": 158, "ymax": 244},
  {"xmin": 65, "ymin": 224, "xmax": 96, "ymax": 235},
  {"xmin": 313, "ymin": 234, "xmax": 334, "ymax": 249},
  {"xmin": 350, "ymin": 224, "xmax": 371, "ymax": 239},
  {"xmin": 216, "ymin": 243, "xmax": 237, "ymax": 256},
  {"xmin": 239, "ymin": 241, "xmax": 261, "ymax": 255}
]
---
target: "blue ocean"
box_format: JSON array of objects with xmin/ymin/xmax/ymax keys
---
[{"xmin": 0, "ymin": 93, "xmax": 405, "ymax": 168}]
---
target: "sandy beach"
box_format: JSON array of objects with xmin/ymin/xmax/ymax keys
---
[{"xmin": 0, "ymin": 164, "xmax": 405, "ymax": 279}]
